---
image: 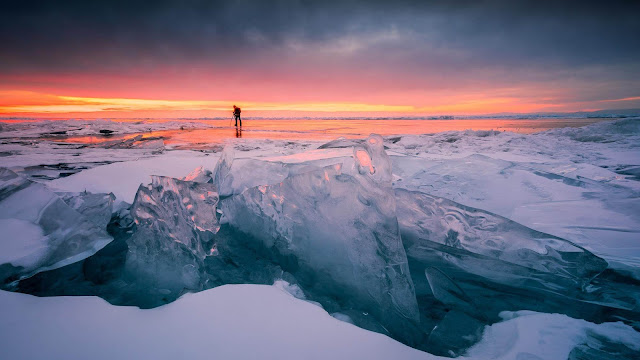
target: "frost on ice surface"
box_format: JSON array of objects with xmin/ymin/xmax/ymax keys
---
[
  {"xmin": 124, "ymin": 175, "xmax": 220, "ymax": 297},
  {"xmin": 0, "ymin": 168, "xmax": 113, "ymax": 283},
  {"xmin": 221, "ymin": 134, "xmax": 421, "ymax": 344}
]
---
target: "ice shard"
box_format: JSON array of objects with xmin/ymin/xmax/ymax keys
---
[
  {"xmin": 124, "ymin": 175, "xmax": 220, "ymax": 296},
  {"xmin": 395, "ymin": 188, "xmax": 608, "ymax": 285},
  {"xmin": 424, "ymin": 267, "xmax": 477, "ymax": 316},
  {"xmin": 426, "ymin": 310, "xmax": 485, "ymax": 357},
  {"xmin": 214, "ymin": 144, "xmax": 356, "ymax": 198},
  {"xmin": 393, "ymin": 188, "xmax": 638, "ymax": 327},
  {"xmin": 58, "ymin": 191, "xmax": 115, "ymax": 229},
  {"xmin": 213, "ymin": 145, "xmax": 234, "ymax": 194},
  {"xmin": 0, "ymin": 168, "xmax": 113, "ymax": 284},
  {"xmin": 182, "ymin": 166, "xmax": 213, "ymax": 184},
  {"xmin": 317, "ymin": 137, "xmax": 364, "ymax": 149},
  {"xmin": 221, "ymin": 134, "xmax": 421, "ymax": 344},
  {"xmin": 218, "ymin": 158, "xmax": 290, "ymax": 197},
  {"xmin": 99, "ymin": 134, "xmax": 165, "ymax": 150}
]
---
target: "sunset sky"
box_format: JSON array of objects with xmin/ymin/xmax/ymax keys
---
[{"xmin": 1, "ymin": 1, "xmax": 639, "ymax": 118}]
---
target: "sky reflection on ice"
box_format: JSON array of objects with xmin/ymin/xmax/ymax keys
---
[{"xmin": 36, "ymin": 118, "xmax": 613, "ymax": 147}]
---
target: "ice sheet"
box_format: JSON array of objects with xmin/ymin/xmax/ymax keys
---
[{"xmin": 1, "ymin": 118, "xmax": 638, "ymax": 358}]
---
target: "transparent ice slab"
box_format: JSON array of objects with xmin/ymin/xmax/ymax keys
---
[
  {"xmin": 221, "ymin": 135, "xmax": 421, "ymax": 344},
  {"xmin": 0, "ymin": 168, "xmax": 113, "ymax": 283}
]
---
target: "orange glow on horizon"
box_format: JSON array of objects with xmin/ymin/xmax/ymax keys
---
[
  {"xmin": 0, "ymin": 90, "xmax": 415, "ymax": 115},
  {"xmin": 0, "ymin": 90, "xmax": 636, "ymax": 118}
]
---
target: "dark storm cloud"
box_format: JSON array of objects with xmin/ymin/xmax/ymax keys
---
[{"xmin": 1, "ymin": 0, "xmax": 639, "ymax": 74}]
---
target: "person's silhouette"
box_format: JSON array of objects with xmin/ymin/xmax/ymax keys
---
[{"xmin": 233, "ymin": 105, "xmax": 242, "ymax": 127}]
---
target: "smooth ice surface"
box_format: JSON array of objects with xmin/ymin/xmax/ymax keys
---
[
  {"xmin": 221, "ymin": 135, "xmax": 420, "ymax": 342},
  {"xmin": 0, "ymin": 168, "xmax": 113, "ymax": 281}
]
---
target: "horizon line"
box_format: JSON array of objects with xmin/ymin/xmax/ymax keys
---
[{"xmin": 1, "ymin": 109, "xmax": 638, "ymax": 122}]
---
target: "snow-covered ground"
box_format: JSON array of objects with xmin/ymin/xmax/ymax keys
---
[
  {"xmin": 1, "ymin": 118, "xmax": 639, "ymax": 359},
  {"xmin": 1, "ymin": 284, "xmax": 638, "ymax": 360}
]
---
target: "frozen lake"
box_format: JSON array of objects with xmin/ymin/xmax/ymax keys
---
[
  {"xmin": 1, "ymin": 117, "xmax": 639, "ymax": 359},
  {"xmin": 3, "ymin": 117, "xmax": 614, "ymax": 147}
]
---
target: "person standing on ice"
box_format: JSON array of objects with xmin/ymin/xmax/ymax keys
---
[{"xmin": 233, "ymin": 105, "xmax": 242, "ymax": 127}]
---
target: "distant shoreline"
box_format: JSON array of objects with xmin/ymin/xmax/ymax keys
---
[{"xmin": 1, "ymin": 114, "xmax": 639, "ymax": 122}]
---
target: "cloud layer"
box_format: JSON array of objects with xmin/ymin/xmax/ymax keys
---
[{"xmin": 1, "ymin": 1, "xmax": 639, "ymax": 114}]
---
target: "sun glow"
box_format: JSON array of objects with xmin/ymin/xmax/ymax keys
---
[
  {"xmin": 0, "ymin": 89, "xmax": 630, "ymax": 118},
  {"xmin": 0, "ymin": 91, "xmax": 417, "ymax": 116}
]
